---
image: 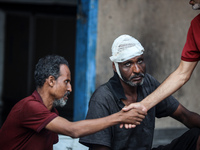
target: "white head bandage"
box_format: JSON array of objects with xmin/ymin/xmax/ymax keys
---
[
  {"xmin": 110, "ymin": 34, "xmax": 144, "ymax": 62},
  {"xmin": 110, "ymin": 35, "xmax": 145, "ymax": 80}
]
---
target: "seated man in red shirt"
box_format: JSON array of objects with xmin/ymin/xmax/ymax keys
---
[{"xmin": 0, "ymin": 55, "xmax": 147, "ymax": 150}]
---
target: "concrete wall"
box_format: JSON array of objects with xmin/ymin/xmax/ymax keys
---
[{"xmin": 96, "ymin": 0, "xmax": 200, "ymax": 128}]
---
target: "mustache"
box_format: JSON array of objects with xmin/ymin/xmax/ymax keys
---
[
  {"xmin": 64, "ymin": 91, "xmax": 70, "ymax": 97},
  {"xmin": 129, "ymin": 73, "xmax": 145, "ymax": 80}
]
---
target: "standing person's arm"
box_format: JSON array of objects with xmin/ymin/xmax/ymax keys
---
[{"xmin": 123, "ymin": 60, "xmax": 198, "ymax": 111}]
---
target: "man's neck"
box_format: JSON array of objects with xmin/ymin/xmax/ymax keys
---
[
  {"xmin": 37, "ymin": 87, "xmax": 54, "ymax": 110},
  {"xmin": 120, "ymin": 80, "xmax": 138, "ymax": 105}
]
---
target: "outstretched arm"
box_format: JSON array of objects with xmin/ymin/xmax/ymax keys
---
[
  {"xmin": 123, "ymin": 60, "xmax": 198, "ymax": 111},
  {"xmin": 45, "ymin": 108, "xmax": 146, "ymax": 138}
]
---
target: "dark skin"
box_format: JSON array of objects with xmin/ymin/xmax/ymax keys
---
[
  {"xmin": 93, "ymin": 55, "xmax": 200, "ymax": 150},
  {"xmin": 118, "ymin": 55, "xmax": 146, "ymax": 106},
  {"xmin": 93, "ymin": 55, "xmax": 146, "ymax": 150}
]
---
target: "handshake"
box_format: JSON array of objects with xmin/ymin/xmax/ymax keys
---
[{"xmin": 118, "ymin": 102, "xmax": 147, "ymax": 129}]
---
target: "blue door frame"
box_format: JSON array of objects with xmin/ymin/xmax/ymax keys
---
[{"xmin": 74, "ymin": 0, "xmax": 98, "ymax": 121}]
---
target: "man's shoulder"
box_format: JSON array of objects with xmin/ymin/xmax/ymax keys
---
[
  {"xmin": 90, "ymin": 82, "xmax": 116, "ymax": 103},
  {"xmin": 14, "ymin": 93, "xmax": 45, "ymax": 113},
  {"xmin": 13, "ymin": 93, "xmax": 37, "ymax": 107},
  {"xmin": 94, "ymin": 82, "xmax": 111, "ymax": 94},
  {"xmin": 191, "ymin": 13, "xmax": 200, "ymax": 24},
  {"xmin": 20, "ymin": 94, "xmax": 42, "ymax": 105},
  {"xmin": 195, "ymin": 13, "xmax": 200, "ymax": 19},
  {"xmin": 92, "ymin": 82, "xmax": 114, "ymax": 99}
]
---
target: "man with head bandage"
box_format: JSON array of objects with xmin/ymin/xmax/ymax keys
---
[
  {"xmin": 79, "ymin": 34, "xmax": 200, "ymax": 150},
  {"xmin": 110, "ymin": 34, "xmax": 145, "ymax": 81}
]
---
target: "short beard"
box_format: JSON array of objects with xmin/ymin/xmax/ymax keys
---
[
  {"xmin": 53, "ymin": 92, "xmax": 70, "ymax": 107},
  {"xmin": 192, "ymin": 4, "xmax": 200, "ymax": 10},
  {"xmin": 123, "ymin": 73, "xmax": 145, "ymax": 87},
  {"xmin": 53, "ymin": 97, "xmax": 67, "ymax": 107},
  {"xmin": 125, "ymin": 78, "xmax": 144, "ymax": 87}
]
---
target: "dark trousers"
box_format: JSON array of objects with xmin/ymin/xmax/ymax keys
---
[{"xmin": 152, "ymin": 128, "xmax": 200, "ymax": 150}]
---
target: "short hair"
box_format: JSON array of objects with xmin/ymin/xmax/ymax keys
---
[{"xmin": 34, "ymin": 55, "xmax": 69, "ymax": 88}]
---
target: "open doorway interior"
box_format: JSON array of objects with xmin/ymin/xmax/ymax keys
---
[{"xmin": 0, "ymin": 2, "xmax": 77, "ymax": 126}]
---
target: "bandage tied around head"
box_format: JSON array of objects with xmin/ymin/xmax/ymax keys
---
[
  {"xmin": 109, "ymin": 34, "xmax": 145, "ymax": 80},
  {"xmin": 110, "ymin": 34, "xmax": 144, "ymax": 62}
]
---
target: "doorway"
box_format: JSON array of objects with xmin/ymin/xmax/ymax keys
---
[{"xmin": 0, "ymin": 2, "xmax": 77, "ymax": 125}]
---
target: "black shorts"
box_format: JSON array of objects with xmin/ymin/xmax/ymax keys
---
[{"xmin": 152, "ymin": 128, "xmax": 200, "ymax": 150}]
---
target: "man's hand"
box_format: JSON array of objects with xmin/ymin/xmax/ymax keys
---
[
  {"xmin": 123, "ymin": 102, "xmax": 147, "ymax": 112},
  {"xmin": 120, "ymin": 102, "xmax": 147, "ymax": 129},
  {"xmin": 117, "ymin": 103, "xmax": 147, "ymax": 128}
]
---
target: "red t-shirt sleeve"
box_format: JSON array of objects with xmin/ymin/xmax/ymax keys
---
[
  {"xmin": 21, "ymin": 100, "xmax": 58, "ymax": 132},
  {"xmin": 181, "ymin": 14, "xmax": 200, "ymax": 62}
]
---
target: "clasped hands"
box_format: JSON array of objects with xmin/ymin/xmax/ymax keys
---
[{"xmin": 120, "ymin": 102, "xmax": 147, "ymax": 129}]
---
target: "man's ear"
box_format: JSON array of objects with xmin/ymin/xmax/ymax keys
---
[
  {"xmin": 112, "ymin": 62, "xmax": 117, "ymax": 72},
  {"xmin": 47, "ymin": 76, "xmax": 55, "ymax": 87}
]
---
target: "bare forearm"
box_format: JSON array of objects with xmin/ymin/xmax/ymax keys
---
[
  {"xmin": 70, "ymin": 109, "xmax": 146, "ymax": 137},
  {"xmin": 47, "ymin": 108, "xmax": 146, "ymax": 138},
  {"xmin": 69, "ymin": 113, "xmax": 120, "ymax": 138},
  {"xmin": 171, "ymin": 104, "xmax": 200, "ymax": 129},
  {"xmin": 141, "ymin": 61, "xmax": 197, "ymax": 110},
  {"xmin": 178, "ymin": 111, "xmax": 200, "ymax": 129},
  {"xmin": 46, "ymin": 115, "xmax": 119, "ymax": 138},
  {"xmin": 141, "ymin": 71, "xmax": 185, "ymax": 110},
  {"xmin": 185, "ymin": 112, "xmax": 200, "ymax": 128}
]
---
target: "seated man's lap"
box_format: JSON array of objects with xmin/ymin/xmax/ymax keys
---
[{"xmin": 152, "ymin": 128, "xmax": 200, "ymax": 150}]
